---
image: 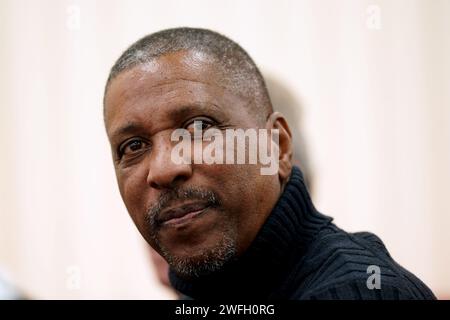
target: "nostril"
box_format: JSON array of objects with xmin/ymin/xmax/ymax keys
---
[
  {"xmin": 149, "ymin": 172, "xmax": 191, "ymax": 190},
  {"xmin": 149, "ymin": 181, "xmax": 160, "ymax": 189},
  {"xmin": 146, "ymin": 160, "xmax": 193, "ymax": 189}
]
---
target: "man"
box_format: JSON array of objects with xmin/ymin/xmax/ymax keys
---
[
  {"xmin": 103, "ymin": 28, "xmax": 435, "ymax": 300},
  {"xmin": 146, "ymin": 75, "xmax": 314, "ymax": 298}
]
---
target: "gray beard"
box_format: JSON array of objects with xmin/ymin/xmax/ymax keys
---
[
  {"xmin": 156, "ymin": 229, "xmax": 237, "ymax": 279},
  {"xmin": 143, "ymin": 187, "xmax": 237, "ymax": 278}
]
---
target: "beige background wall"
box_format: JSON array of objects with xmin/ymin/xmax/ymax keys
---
[{"xmin": 0, "ymin": 0, "xmax": 449, "ymax": 299}]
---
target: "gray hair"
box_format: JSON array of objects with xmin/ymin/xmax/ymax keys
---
[{"xmin": 104, "ymin": 27, "xmax": 272, "ymax": 121}]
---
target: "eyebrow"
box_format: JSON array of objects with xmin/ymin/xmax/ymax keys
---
[
  {"xmin": 170, "ymin": 103, "xmax": 222, "ymax": 120},
  {"xmin": 110, "ymin": 122, "xmax": 142, "ymax": 141},
  {"xmin": 110, "ymin": 103, "xmax": 223, "ymax": 140},
  {"xmin": 113, "ymin": 122, "xmax": 140, "ymax": 136}
]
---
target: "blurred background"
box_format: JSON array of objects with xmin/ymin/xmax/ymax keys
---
[{"xmin": 0, "ymin": 0, "xmax": 449, "ymax": 299}]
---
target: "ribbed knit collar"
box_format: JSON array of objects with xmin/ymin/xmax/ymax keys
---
[{"xmin": 169, "ymin": 166, "xmax": 333, "ymax": 300}]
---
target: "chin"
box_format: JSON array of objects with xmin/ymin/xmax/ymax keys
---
[{"xmin": 160, "ymin": 233, "xmax": 237, "ymax": 278}]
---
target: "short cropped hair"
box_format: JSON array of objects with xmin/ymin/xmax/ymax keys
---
[{"xmin": 104, "ymin": 27, "xmax": 273, "ymax": 121}]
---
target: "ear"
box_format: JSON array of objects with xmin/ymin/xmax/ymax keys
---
[{"xmin": 266, "ymin": 112, "xmax": 293, "ymax": 182}]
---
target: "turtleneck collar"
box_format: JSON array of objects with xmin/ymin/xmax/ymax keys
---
[{"xmin": 169, "ymin": 166, "xmax": 332, "ymax": 300}]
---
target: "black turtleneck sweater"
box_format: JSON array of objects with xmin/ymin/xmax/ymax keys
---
[{"xmin": 169, "ymin": 167, "xmax": 436, "ymax": 300}]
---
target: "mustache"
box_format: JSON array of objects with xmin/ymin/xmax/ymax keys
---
[{"xmin": 144, "ymin": 187, "xmax": 221, "ymax": 228}]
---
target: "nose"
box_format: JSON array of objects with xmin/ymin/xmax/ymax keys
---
[{"xmin": 146, "ymin": 134, "xmax": 193, "ymax": 189}]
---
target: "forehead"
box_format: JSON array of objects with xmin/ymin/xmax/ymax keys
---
[
  {"xmin": 105, "ymin": 51, "xmax": 214, "ymax": 113},
  {"xmin": 104, "ymin": 50, "xmax": 248, "ymax": 136}
]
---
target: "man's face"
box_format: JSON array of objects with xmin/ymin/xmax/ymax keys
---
[{"xmin": 104, "ymin": 50, "xmax": 281, "ymax": 278}]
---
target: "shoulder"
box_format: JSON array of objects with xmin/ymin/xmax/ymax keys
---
[{"xmin": 289, "ymin": 227, "xmax": 436, "ymax": 300}]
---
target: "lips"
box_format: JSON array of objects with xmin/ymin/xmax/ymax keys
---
[{"xmin": 157, "ymin": 201, "xmax": 211, "ymax": 227}]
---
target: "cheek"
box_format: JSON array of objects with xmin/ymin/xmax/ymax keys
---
[
  {"xmin": 214, "ymin": 164, "xmax": 278, "ymax": 215},
  {"xmin": 199, "ymin": 164, "xmax": 279, "ymax": 254},
  {"xmin": 116, "ymin": 165, "xmax": 149, "ymax": 225},
  {"xmin": 201, "ymin": 164, "xmax": 260, "ymax": 212}
]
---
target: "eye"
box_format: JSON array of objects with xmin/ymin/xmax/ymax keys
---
[
  {"xmin": 185, "ymin": 119, "xmax": 215, "ymax": 133},
  {"xmin": 118, "ymin": 138, "xmax": 149, "ymax": 158}
]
